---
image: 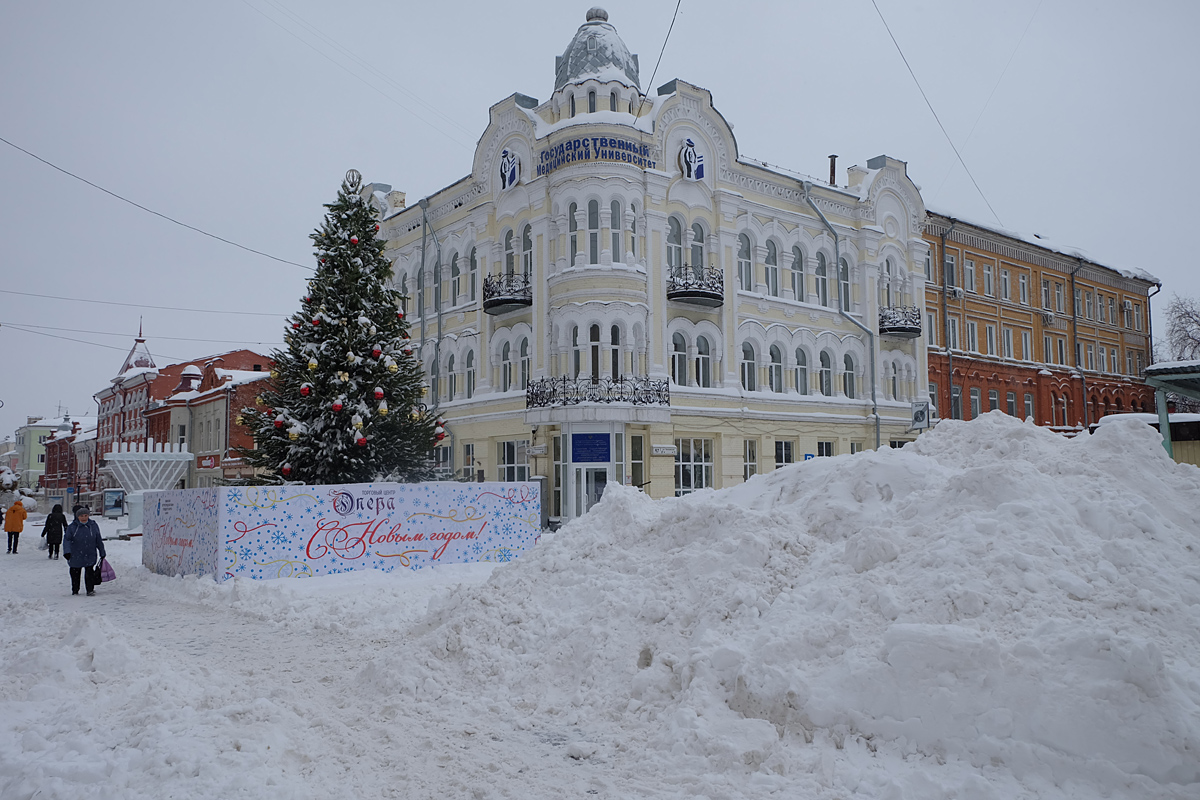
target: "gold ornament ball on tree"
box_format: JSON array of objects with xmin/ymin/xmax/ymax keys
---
[
  {"xmin": 387, "ymin": 363, "xmax": 398, "ymax": 373},
  {"xmin": 255, "ymin": 396, "xmax": 264, "ymax": 406},
  {"xmin": 289, "ymin": 432, "xmax": 299, "ymax": 441},
  {"xmin": 308, "ymin": 360, "xmax": 318, "ymax": 371}
]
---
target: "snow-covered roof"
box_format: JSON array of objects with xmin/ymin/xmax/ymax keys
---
[
  {"xmin": 1096, "ymin": 412, "xmax": 1200, "ymax": 425},
  {"xmin": 214, "ymin": 369, "xmax": 271, "ymax": 386},
  {"xmin": 555, "ymin": 8, "xmax": 639, "ymax": 91}
]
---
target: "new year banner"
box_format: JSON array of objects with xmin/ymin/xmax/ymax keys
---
[{"xmin": 143, "ymin": 482, "xmax": 540, "ymax": 581}]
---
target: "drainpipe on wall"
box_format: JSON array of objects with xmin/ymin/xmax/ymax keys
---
[
  {"xmin": 1147, "ymin": 283, "xmax": 1161, "ymax": 364},
  {"xmin": 418, "ymin": 198, "xmax": 444, "ymax": 413},
  {"xmin": 804, "ymin": 181, "xmax": 879, "ymax": 450},
  {"xmin": 940, "ymin": 219, "xmax": 957, "ymax": 419},
  {"xmin": 1071, "ymin": 258, "xmax": 1089, "ymax": 429}
]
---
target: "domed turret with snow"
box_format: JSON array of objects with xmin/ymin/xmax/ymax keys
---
[{"xmin": 555, "ymin": 8, "xmax": 639, "ymax": 91}]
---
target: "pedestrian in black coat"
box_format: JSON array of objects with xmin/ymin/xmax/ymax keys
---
[
  {"xmin": 64, "ymin": 507, "xmax": 105, "ymax": 596},
  {"xmin": 42, "ymin": 503, "xmax": 67, "ymax": 560}
]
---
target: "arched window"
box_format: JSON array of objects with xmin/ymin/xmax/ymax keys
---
[
  {"xmin": 399, "ymin": 274, "xmax": 409, "ymax": 315},
  {"xmin": 890, "ymin": 362, "xmax": 899, "ymax": 400},
  {"xmin": 765, "ymin": 241, "xmax": 779, "ymax": 297},
  {"xmin": 881, "ymin": 258, "xmax": 893, "ymax": 307},
  {"xmin": 740, "ymin": 343, "xmax": 757, "ymax": 391},
  {"xmin": 611, "ymin": 200, "xmax": 622, "ymax": 261},
  {"xmin": 691, "ymin": 222, "xmax": 705, "ymax": 274},
  {"xmin": 588, "ymin": 90, "xmax": 596, "ymax": 113},
  {"xmin": 447, "ymin": 354, "xmax": 456, "ymax": 401},
  {"xmin": 569, "ymin": 202, "xmax": 579, "ymax": 264},
  {"xmin": 815, "ymin": 253, "xmax": 829, "ymax": 307},
  {"xmin": 589, "ymin": 324, "xmax": 601, "ymax": 383},
  {"xmin": 667, "ymin": 217, "xmax": 683, "ymax": 273},
  {"xmin": 839, "ymin": 258, "xmax": 851, "ymax": 311},
  {"xmin": 671, "ymin": 332, "xmax": 687, "ymax": 385},
  {"xmin": 416, "ymin": 268, "xmax": 424, "ymax": 318},
  {"xmin": 504, "ymin": 231, "xmax": 515, "ymax": 276},
  {"xmin": 695, "ymin": 336, "xmax": 712, "ymax": 388},
  {"xmin": 431, "ymin": 356, "xmax": 439, "ymax": 400},
  {"xmin": 769, "ymin": 345, "xmax": 784, "ymax": 393},
  {"xmin": 501, "ymin": 342, "xmax": 512, "ymax": 392},
  {"xmin": 569, "ymin": 94, "xmax": 576, "ymax": 117},
  {"xmin": 520, "ymin": 338, "xmax": 530, "ymax": 390},
  {"xmin": 791, "ymin": 246, "xmax": 805, "ymax": 302},
  {"xmin": 469, "ymin": 248, "xmax": 478, "ymax": 301},
  {"xmin": 819, "ymin": 351, "xmax": 833, "ymax": 396},
  {"xmin": 572, "ymin": 326, "xmax": 582, "ymax": 378},
  {"xmin": 587, "ymin": 200, "xmax": 600, "ymax": 264},
  {"xmin": 738, "ymin": 234, "xmax": 753, "ymax": 291},
  {"xmin": 630, "ymin": 203, "xmax": 637, "ymax": 258},
  {"xmin": 450, "ymin": 254, "xmax": 460, "ymax": 307},
  {"xmin": 843, "ymin": 354, "xmax": 856, "ymax": 399},
  {"xmin": 610, "ymin": 90, "xmax": 618, "ymax": 111},
  {"xmin": 795, "ymin": 348, "xmax": 808, "ymax": 395},
  {"xmin": 522, "ymin": 225, "xmax": 533, "ymax": 278},
  {"xmin": 610, "ymin": 325, "xmax": 621, "ymax": 378}
]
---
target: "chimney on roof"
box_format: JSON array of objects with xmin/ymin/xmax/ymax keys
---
[{"xmin": 828, "ymin": 154, "xmax": 838, "ymax": 187}]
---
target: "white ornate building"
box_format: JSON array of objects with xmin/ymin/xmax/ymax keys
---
[{"xmin": 380, "ymin": 8, "xmax": 928, "ymax": 522}]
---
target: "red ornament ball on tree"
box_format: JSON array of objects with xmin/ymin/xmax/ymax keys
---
[
  {"xmin": 374, "ymin": 223, "xmax": 380, "ymax": 231},
  {"xmin": 312, "ymin": 318, "xmax": 320, "ymax": 326},
  {"xmin": 292, "ymin": 322, "xmax": 301, "ymax": 329},
  {"xmin": 274, "ymin": 419, "xmax": 284, "ymax": 429},
  {"xmin": 436, "ymin": 432, "xmax": 445, "ymax": 441},
  {"xmin": 396, "ymin": 310, "xmax": 404, "ymax": 320},
  {"xmin": 357, "ymin": 437, "xmax": 367, "ymax": 447},
  {"xmin": 332, "ymin": 401, "xmax": 343, "ymax": 412},
  {"xmin": 282, "ymin": 466, "xmax": 291, "ymax": 477},
  {"xmin": 374, "ymin": 389, "xmax": 384, "ymax": 400},
  {"xmin": 350, "ymin": 236, "xmax": 359, "ymax": 245},
  {"xmin": 372, "ymin": 347, "xmax": 382, "ymax": 358},
  {"xmin": 300, "ymin": 386, "xmax": 310, "ymax": 396}
]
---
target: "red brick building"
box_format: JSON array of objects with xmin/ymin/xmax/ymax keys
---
[
  {"xmin": 923, "ymin": 212, "xmax": 1156, "ymax": 430},
  {"xmin": 42, "ymin": 419, "xmax": 100, "ymax": 505},
  {"xmin": 144, "ymin": 354, "xmax": 272, "ymax": 487}
]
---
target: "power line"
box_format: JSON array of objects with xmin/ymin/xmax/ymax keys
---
[
  {"xmin": 0, "ymin": 134, "xmax": 314, "ymax": 272},
  {"xmin": 0, "ymin": 323, "xmax": 188, "ymax": 362},
  {"xmin": 637, "ymin": 0, "xmax": 684, "ymax": 118},
  {"xmin": 0, "ymin": 321, "xmax": 283, "ymax": 346},
  {"xmin": 0, "ymin": 289, "xmax": 289, "ymax": 317},
  {"xmin": 243, "ymin": 0, "xmax": 475, "ymax": 151},
  {"xmin": 869, "ymin": 0, "xmax": 1004, "ymax": 227},
  {"xmin": 928, "ymin": 0, "xmax": 1045, "ymax": 203}
]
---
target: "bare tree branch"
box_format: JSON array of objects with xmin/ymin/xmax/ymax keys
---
[{"xmin": 1165, "ymin": 294, "xmax": 1200, "ymax": 361}]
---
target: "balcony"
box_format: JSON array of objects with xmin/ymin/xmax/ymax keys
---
[
  {"xmin": 482, "ymin": 272, "xmax": 533, "ymax": 315},
  {"xmin": 878, "ymin": 305, "xmax": 921, "ymax": 338},
  {"xmin": 666, "ymin": 265, "xmax": 724, "ymax": 307},
  {"xmin": 526, "ymin": 376, "xmax": 670, "ymax": 409}
]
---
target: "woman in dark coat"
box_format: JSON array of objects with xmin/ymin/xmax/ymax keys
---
[
  {"xmin": 63, "ymin": 507, "xmax": 106, "ymax": 596},
  {"xmin": 42, "ymin": 503, "xmax": 67, "ymax": 560}
]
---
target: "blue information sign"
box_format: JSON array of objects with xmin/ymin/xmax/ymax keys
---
[
  {"xmin": 804, "ymin": 453, "xmax": 816, "ymax": 461},
  {"xmin": 572, "ymin": 433, "xmax": 610, "ymax": 463}
]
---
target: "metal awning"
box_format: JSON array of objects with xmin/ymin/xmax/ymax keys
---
[{"xmin": 1143, "ymin": 360, "xmax": 1200, "ymax": 457}]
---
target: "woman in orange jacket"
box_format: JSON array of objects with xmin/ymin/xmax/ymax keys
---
[{"xmin": 5, "ymin": 498, "xmax": 28, "ymax": 554}]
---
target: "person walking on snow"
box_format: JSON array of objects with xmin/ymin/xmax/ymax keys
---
[
  {"xmin": 64, "ymin": 507, "xmax": 105, "ymax": 596},
  {"xmin": 42, "ymin": 503, "xmax": 67, "ymax": 559},
  {"xmin": 5, "ymin": 498, "xmax": 27, "ymax": 554}
]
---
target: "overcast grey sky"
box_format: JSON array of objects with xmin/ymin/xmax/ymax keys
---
[{"xmin": 2, "ymin": 0, "xmax": 1197, "ymax": 441}]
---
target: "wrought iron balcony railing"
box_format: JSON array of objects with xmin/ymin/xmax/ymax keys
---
[
  {"xmin": 526, "ymin": 375, "xmax": 670, "ymax": 408},
  {"xmin": 666, "ymin": 265, "xmax": 724, "ymax": 307},
  {"xmin": 482, "ymin": 272, "xmax": 533, "ymax": 314},
  {"xmin": 878, "ymin": 305, "xmax": 921, "ymax": 338}
]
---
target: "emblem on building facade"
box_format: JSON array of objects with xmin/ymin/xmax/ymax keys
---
[
  {"xmin": 678, "ymin": 138, "xmax": 704, "ymax": 180},
  {"xmin": 499, "ymin": 149, "xmax": 521, "ymax": 190}
]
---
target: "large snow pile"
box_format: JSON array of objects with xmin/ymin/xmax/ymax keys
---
[{"xmin": 377, "ymin": 412, "xmax": 1200, "ymax": 797}]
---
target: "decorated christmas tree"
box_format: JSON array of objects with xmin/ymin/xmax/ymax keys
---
[{"xmin": 240, "ymin": 170, "xmax": 443, "ymax": 484}]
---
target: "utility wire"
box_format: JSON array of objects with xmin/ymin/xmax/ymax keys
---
[
  {"xmin": 928, "ymin": 0, "xmax": 1045, "ymax": 202},
  {"xmin": 636, "ymin": 0, "xmax": 684, "ymax": 118},
  {"xmin": 1, "ymin": 323, "xmax": 187, "ymax": 362},
  {"xmin": 869, "ymin": 0, "xmax": 1004, "ymax": 227},
  {"xmin": 0, "ymin": 289, "xmax": 288, "ymax": 318},
  {"xmin": 0, "ymin": 134, "xmax": 313, "ymax": 272},
  {"xmin": 243, "ymin": 0, "xmax": 475, "ymax": 151},
  {"xmin": 0, "ymin": 321, "xmax": 283, "ymax": 346}
]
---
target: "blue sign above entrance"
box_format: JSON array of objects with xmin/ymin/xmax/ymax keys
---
[{"xmin": 572, "ymin": 433, "xmax": 610, "ymax": 463}]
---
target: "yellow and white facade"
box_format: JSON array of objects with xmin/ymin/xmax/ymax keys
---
[{"xmin": 380, "ymin": 8, "xmax": 929, "ymax": 522}]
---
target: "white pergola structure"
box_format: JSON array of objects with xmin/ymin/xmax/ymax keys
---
[{"xmin": 104, "ymin": 440, "xmax": 192, "ymax": 533}]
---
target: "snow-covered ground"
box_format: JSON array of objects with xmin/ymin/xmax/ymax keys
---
[{"xmin": 2, "ymin": 412, "xmax": 1198, "ymax": 799}]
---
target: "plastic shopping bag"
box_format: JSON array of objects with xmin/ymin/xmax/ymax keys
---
[{"xmin": 100, "ymin": 558, "xmax": 116, "ymax": 583}]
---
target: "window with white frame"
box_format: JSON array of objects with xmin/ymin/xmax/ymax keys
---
[
  {"xmin": 1134, "ymin": 304, "xmax": 1143, "ymax": 331},
  {"xmin": 432, "ymin": 445, "xmax": 453, "ymax": 480},
  {"xmin": 1057, "ymin": 338, "xmax": 1066, "ymax": 365},
  {"xmin": 667, "ymin": 217, "xmax": 683, "ymax": 274},
  {"xmin": 504, "ymin": 230, "xmax": 516, "ymax": 276},
  {"xmin": 589, "ymin": 324, "xmax": 602, "ymax": 383},
  {"xmin": 1042, "ymin": 278, "xmax": 1051, "ymax": 309},
  {"xmin": 774, "ymin": 440, "xmax": 795, "ymax": 468},
  {"xmin": 969, "ymin": 387, "xmax": 981, "ymax": 419},
  {"xmin": 1021, "ymin": 330, "xmax": 1031, "ymax": 361},
  {"xmin": 1074, "ymin": 287, "xmax": 1082, "ymax": 318},
  {"xmin": 838, "ymin": 258, "xmax": 851, "ymax": 310},
  {"xmin": 737, "ymin": 233, "xmax": 753, "ymax": 291},
  {"xmin": 695, "ymin": 337, "xmax": 712, "ymax": 388},
  {"xmin": 765, "ymin": 241, "xmax": 780, "ymax": 297},
  {"xmin": 795, "ymin": 348, "xmax": 808, "ymax": 394},
  {"xmin": 964, "ymin": 259, "xmax": 976, "ymax": 292},
  {"xmin": 691, "ymin": 222, "xmax": 705, "ymax": 272},
  {"xmin": 889, "ymin": 362, "xmax": 899, "ymax": 400},
  {"xmin": 819, "ymin": 351, "xmax": 833, "ymax": 396},
  {"xmin": 1002, "ymin": 327, "xmax": 1013, "ymax": 359},
  {"xmin": 983, "ymin": 263, "xmax": 993, "ymax": 296},
  {"xmin": 815, "ymin": 252, "xmax": 829, "ymax": 306},
  {"xmin": 671, "ymin": 333, "xmax": 687, "ymax": 385},
  {"xmin": 1019, "ymin": 273, "xmax": 1029, "ymax": 305},
  {"xmin": 1085, "ymin": 291, "xmax": 1094, "ymax": 320},
  {"xmin": 966, "ymin": 321, "xmax": 978, "ymax": 352},
  {"xmin": 1098, "ymin": 345, "xmax": 1107, "ymax": 372},
  {"xmin": 924, "ymin": 250, "xmax": 932, "ymax": 281},
  {"xmin": 465, "ymin": 350, "xmax": 475, "ymax": 398},
  {"xmin": 447, "ymin": 355, "xmax": 456, "ymax": 401},
  {"xmin": 769, "ymin": 345, "xmax": 784, "ymax": 393},
  {"xmin": 792, "ymin": 246, "xmax": 805, "ymax": 301},
  {"xmin": 469, "ymin": 248, "xmax": 478, "ymax": 301},
  {"xmin": 450, "ymin": 253, "xmax": 460, "ymax": 306},
  {"xmin": 552, "ymin": 436, "xmax": 563, "ymax": 514},
  {"xmin": 611, "ymin": 201, "xmax": 623, "ymax": 261},
  {"xmin": 498, "ymin": 440, "xmax": 529, "ymax": 482},
  {"xmin": 945, "ymin": 253, "xmax": 957, "ymax": 288},
  {"xmin": 572, "ymin": 326, "xmax": 582, "ymax": 378},
  {"xmin": 740, "ymin": 343, "xmax": 757, "ymax": 391},
  {"xmin": 948, "ymin": 317, "xmax": 960, "ymax": 350},
  {"xmin": 985, "ymin": 324, "xmax": 996, "ymax": 356},
  {"xmin": 1086, "ymin": 343, "xmax": 1094, "ymax": 371},
  {"xmin": 520, "ymin": 338, "xmax": 531, "ymax": 389},
  {"xmin": 522, "ymin": 225, "xmax": 533, "ymax": 278},
  {"xmin": 927, "ymin": 312, "xmax": 937, "ymax": 345},
  {"xmin": 1000, "ymin": 268, "xmax": 1010, "ymax": 301},
  {"xmin": 569, "ymin": 203, "xmax": 579, "ymax": 264},
  {"xmin": 1007, "ymin": 391, "xmax": 1016, "ymax": 416},
  {"xmin": 587, "ymin": 200, "xmax": 600, "ymax": 264},
  {"xmin": 1043, "ymin": 334, "xmax": 1052, "ymax": 363},
  {"xmin": 630, "ymin": 435, "xmax": 645, "ymax": 489},
  {"xmin": 674, "ymin": 437, "xmax": 713, "ymax": 496},
  {"xmin": 609, "ymin": 326, "xmax": 620, "ymax": 379},
  {"xmin": 743, "ymin": 439, "xmax": 757, "ymax": 481},
  {"xmin": 501, "ymin": 342, "xmax": 512, "ymax": 392},
  {"xmin": 1055, "ymin": 283, "xmax": 1064, "ymax": 313},
  {"xmin": 1111, "ymin": 348, "xmax": 1119, "ymax": 374},
  {"xmin": 988, "ymin": 389, "xmax": 999, "ymax": 411},
  {"xmin": 817, "ymin": 441, "xmax": 835, "ymax": 457},
  {"xmin": 843, "ymin": 355, "xmax": 856, "ymax": 399}
]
